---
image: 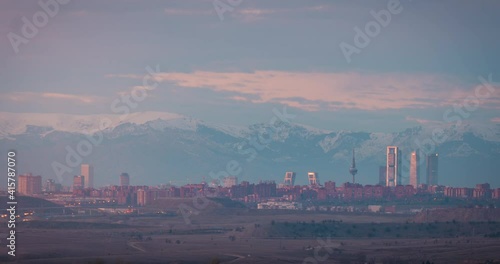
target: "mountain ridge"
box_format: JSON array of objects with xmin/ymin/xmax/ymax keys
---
[{"xmin": 0, "ymin": 111, "xmax": 499, "ymax": 188}]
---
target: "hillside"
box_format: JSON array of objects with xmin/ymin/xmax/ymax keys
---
[{"xmin": 0, "ymin": 195, "xmax": 62, "ymax": 209}]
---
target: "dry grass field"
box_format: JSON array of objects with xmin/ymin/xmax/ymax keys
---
[{"xmin": 1, "ymin": 201, "xmax": 499, "ymax": 263}]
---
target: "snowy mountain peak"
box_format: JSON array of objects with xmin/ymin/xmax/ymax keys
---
[
  {"xmin": 0, "ymin": 111, "xmax": 189, "ymax": 137},
  {"xmin": 1, "ymin": 112, "xmax": 499, "ymax": 187},
  {"xmin": 0, "ymin": 111, "xmax": 252, "ymax": 139},
  {"xmin": 0, "ymin": 112, "xmax": 498, "ymax": 143}
]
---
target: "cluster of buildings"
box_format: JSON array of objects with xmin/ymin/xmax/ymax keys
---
[
  {"xmin": 12, "ymin": 146, "xmax": 500, "ymax": 207},
  {"xmin": 279, "ymin": 146, "xmax": 440, "ymax": 191},
  {"xmin": 72, "ymin": 164, "xmax": 95, "ymax": 195},
  {"xmin": 444, "ymin": 183, "xmax": 500, "ymax": 199},
  {"xmin": 17, "ymin": 173, "xmax": 42, "ymax": 196},
  {"xmin": 24, "ymin": 174, "xmax": 500, "ymax": 208},
  {"xmin": 16, "ymin": 164, "xmax": 96, "ymax": 196},
  {"xmin": 381, "ymin": 146, "xmax": 439, "ymax": 188}
]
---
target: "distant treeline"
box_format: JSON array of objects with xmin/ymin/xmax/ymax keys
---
[{"xmin": 267, "ymin": 219, "xmax": 500, "ymax": 239}]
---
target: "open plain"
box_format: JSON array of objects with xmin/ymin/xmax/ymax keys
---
[{"xmin": 1, "ymin": 198, "xmax": 500, "ymax": 264}]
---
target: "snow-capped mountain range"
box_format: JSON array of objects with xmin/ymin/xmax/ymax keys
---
[
  {"xmin": 0, "ymin": 111, "xmax": 235, "ymax": 135},
  {"xmin": 0, "ymin": 112, "xmax": 499, "ymax": 188}
]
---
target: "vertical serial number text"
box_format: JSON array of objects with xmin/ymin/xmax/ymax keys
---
[{"xmin": 7, "ymin": 151, "xmax": 17, "ymax": 257}]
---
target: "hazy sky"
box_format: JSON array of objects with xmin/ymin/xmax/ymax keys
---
[{"xmin": 1, "ymin": 0, "xmax": 499, "ymax": 132}]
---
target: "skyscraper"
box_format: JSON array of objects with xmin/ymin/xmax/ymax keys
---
[
  {"xmin": 284, "ymin": 172, "xmax": 296, "ymax": 186},
  {"xmin": 426, "ymin": 153, "xmax": 439, "ymax": 185},
  {"xmin": 81, "ymin": 164, "xmax": 94, "ymax": 189},
  {"xmin": 386, "ymin": 146, "xmax": 401, "ymax": 187},
  {"xmin": 378, "ymin": 166, "xmax": 386, "ymax": 185},
  {"xmin": 410, "ymin": 151, "xmax": 419, "ymax": 188},
  {"xmin": 18, "ymin": 173, "xmax": 42, "ymax": 196},
  {"xmin": 307, "ymin": 172, "xmax": 319, "ymax": 185},
  {"xmin": 349, "ymin": 149, "xmax": 358, "ymax": 184},
  {"xmin": 308, "ymin": 172, "xmax": 319, "ymax": 186},
  {"xmin": 120, "ymin": 173, "xmax": 130, "ymax": 187}
]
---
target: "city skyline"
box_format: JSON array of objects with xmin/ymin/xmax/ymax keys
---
[
  {"xmin": 6, "ymin": 138, "xmax": 494, "ymax": 189},
  {"xmin": 1, "ymin": 1, "xmax": 499, "ymax": 263},
  {"xmin": 15, "ymin": 146, "xmax": 463, "ymax": 190},
  {"xmin": 14, "ymin": 168, "xmax": 500, "ymax": 203},
  {"xmin": 9, "ymin": 141, "xmax": 494, "ymax": 189}
]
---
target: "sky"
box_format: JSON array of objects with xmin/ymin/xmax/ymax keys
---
[{"xmin": 0, "ymin": 0, "xmax": 499, "ymax": 132}]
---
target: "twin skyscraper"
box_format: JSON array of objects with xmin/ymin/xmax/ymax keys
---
[{"xmin": 386, "ymin": 146, "xmax": 438, "ymax": 187}]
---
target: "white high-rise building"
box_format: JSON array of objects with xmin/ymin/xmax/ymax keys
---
[
  {"xmin": 410, "ymin": 151, "xmax": 419, "ymax": 188},
  {"xmin": 308, "ymin": 172, "xmax": 319, "ymax": 186},
  {"xmin": 81, "ymin": 164, "xmax": 94, "ymax": 189},
  {"xmin": 386, "ymin": 146, "xmax": 401, "ymax": 187},
  {"xmin": 284, "ymin": 172, "xmax": 296, "ymax": 186}
]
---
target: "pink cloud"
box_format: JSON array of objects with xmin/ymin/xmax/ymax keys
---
[
  {"xmin": 230, "ymin": 95, "xmax": 250, "ymax": 102},
  {"xmin": 117, "ymin": 86, "xmax": 156, "ymax": 97},
  {"xmin": 232, "ymin": 5, "xmax": 334, "ymax": 22},
  {"xmin": 105, "ymin": 73, "xmax": 143, "ymax": 79},
  {"xmin": 149, "ymin": 71, "xmax": 493, "ymax": 111},
  {"xmin": 405, "ymin": 116, "xmax": 442, "ymax": 125},
  {"xmin": 234, "ymin": 8, "xmax": 277, "ymax": 22},
  {"xmin": 42, "ymin": 93, "xmax": 96, "ymax": 103},
  {"xmin": 105, "ymin": 70, "xmax": 500, "ymax": 112},
  {"xmin": 164, "ymin": 8, "xmax": 213, "ymax": 16},
  {"xmin": 3, "ymin": 92, "xmax": 100, "ymax": 104}
]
